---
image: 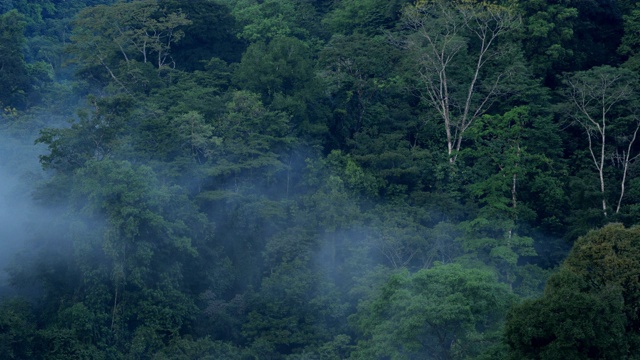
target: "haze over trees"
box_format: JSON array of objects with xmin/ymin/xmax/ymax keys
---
[{"xmin": 0, "ymin": 0, "xmax": 639, "ymax": 359}]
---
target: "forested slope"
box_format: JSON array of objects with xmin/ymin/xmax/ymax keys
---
[{"xmin": 1, "ymin": 0, "xmax": 639, "ymax": 358}]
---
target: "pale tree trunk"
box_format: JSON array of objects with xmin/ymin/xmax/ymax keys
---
[
  {"xmin": 616, "ymin": 122, "xmax": 640, "ymax": 213},
  {"xmin": 579, "ymin": 99, "xmax": 608, "ymax": 216},
  {"xmin": 599, "ymin": 128, "xmax": 607, "ymax": 216},
  {"xmin": 566, "ymin": 67, "xmax": 636, "ymax": 217},
  {"xmin": 509, "ymin": 144, "xmax": 520, "ymax": 239},
  {"xmin": 583, "ymin": 123, "xmax": 608, "ymax": 216},
  {"xmin": 402, "ymin": 0, "xmax": 519, "ymax": 164}
]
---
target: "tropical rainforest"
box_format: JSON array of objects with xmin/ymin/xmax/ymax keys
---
[{"xmin": 1, "ymin": 0, "xmax": 640, "ymax": 359}]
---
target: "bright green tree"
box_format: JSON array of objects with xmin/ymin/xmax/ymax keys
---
[
  {"xmin": 227, "ymin": 0, "xmax": 321, "ymax": 42},
  {"xmin": 351, "ymin": 263, "xmax": 515, "ymax": 360},
  {"xmin": 517, "ymin": 0, "xmax": 578, "ymax": 82},
  {"xmin": 233, "ymin": 36, "xmax": 315, "ymax": 102},
  {"xmin": 459, "ymin": 106, "xmax": 571, "ymax": 282},
  {"xmin": 322, "ymin": 0, "xmax": 408, "ymax": 35}
]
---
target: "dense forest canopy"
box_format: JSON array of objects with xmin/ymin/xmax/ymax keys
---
[{"xmin": 1, "ymin": 0, "xmax": 640, "ymax": 358}]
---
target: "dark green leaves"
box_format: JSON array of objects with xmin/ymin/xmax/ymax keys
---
[
  {"xmin": 506, "ymin": 224, "xmax": 640, "ymax": 359},
  {"xmin": 0, "ymin": 10, "xmax": 30, "ymax": 109}
]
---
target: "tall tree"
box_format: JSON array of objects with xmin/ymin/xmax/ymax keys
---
[
  {"xmin": 68, "ymin": 0, "xmax": 191, "ymax": 93},
  {"xmin": 562, "ymin": 66, "xmax": 640, "ymax": 217},
  {"xmin": 401, "ymin": 0, "xmax": 522, "ymax": 164}
]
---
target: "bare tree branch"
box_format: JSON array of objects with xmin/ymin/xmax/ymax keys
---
[{"xmin": 401, "ymin": 0, "xmax": 520, "ymax": 164}]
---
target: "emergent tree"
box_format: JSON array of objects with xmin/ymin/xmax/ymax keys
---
[
  {"xmin": 401, "ymin": 0, "xmax": 521, "ymax": 163},
  {"xmin": 562, "ymin": 66, "xmax": 640, "ymax": 216}
]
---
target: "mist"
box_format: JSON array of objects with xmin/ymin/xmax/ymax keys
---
[
  {"xmin": 0, "ymin": 130, "xmax": 47, "ymax": 294},
  {"xmin": 2, "ymin": 0, "xmax": 631, "ymax": 357}
]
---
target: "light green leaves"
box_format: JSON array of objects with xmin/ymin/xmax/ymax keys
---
[
  {"xmin": 352, "ymin": 263, "xmax": 515, "ymax": 360},
  {"xmin": 69, "ymin": 0, "xmax": 191, "ymax": 92}
]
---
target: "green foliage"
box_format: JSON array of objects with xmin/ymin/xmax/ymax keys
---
[
  {"xmin": 234, "ymin": 36, "xmax": 315, "ymax": 101},
  {"xmin": 401, "ymin": 0, "xmax": 525, "ymax": 163},
  {"xmin": 0, "ymin": 299, "xmax": 36, "ymax": 359},
  {"xmin": 517, "ymin": 0, "xmax": 579, "ymax": 81},
  {"xmin": 68, "ymin": 0, "xmax": 192, "ymax": 93},
  {"xmin": 620, "ymin": 2, "xmax": 640, "ymax": 72},
  {"xmin": 466, "ymin": 107, "xmax": 533, "ymax": 216},
  {"xmin": 351, "ymin": 264, "xmax": 516, "ymax": 360},
  {"xmin": 36, "ymin": 95, "xmax": 135, "ymax": 172},
  {"xmin": 322, "ymin": 0, "xmax": 408, "ymax": 35},
  {"xmin": 232, "ymin": 35, "xmax": 327, "ymax": 142},
  {"xmin": 519, "ymin": 0, "xmax": 626, "ymax": 85},
  {"xmin": 5, "ymin": 0, "xmax": 55, "ymax": 33},
  {"xmin": 460, "ymin": 105, "xmax": 571, "ymax": 279},
  {"xmin": 228, "ymin": 0, "xmax": 321, "ymax": 42},
  {"xmin": 38, "ymin": 159, "xmax": 207, "ymax": 356},
  {"xmin": 4, "ymin": 0, "xmax": 640, "ymax": 357},
  {"xmin": 0, "ymin": 10, "xmax": 30, "ymax": 108},
  {"xmin": 560, "ymin": 65, "xmax": 640, "ymax": 218},
  {"xmin": 506, "ymin": 224, "xmax": 640, "ymax": 359},
  {"xmin": 159, "ymin": 0, "xmax": 244, "ymax": 68},
  {"xmin": 242, "ymin": 259, "xmax": 347, "ymax": 356},
  {"xmin": 74, "ymin": 159, "xmax": 200, "ymax": 264},
  {"xmin": 206, "ymin": 90, "xmax": 295, "ymax": 182},
  {"xmin": 319, "ymin": 33, "xmax": 402, "ymax": 148}
]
